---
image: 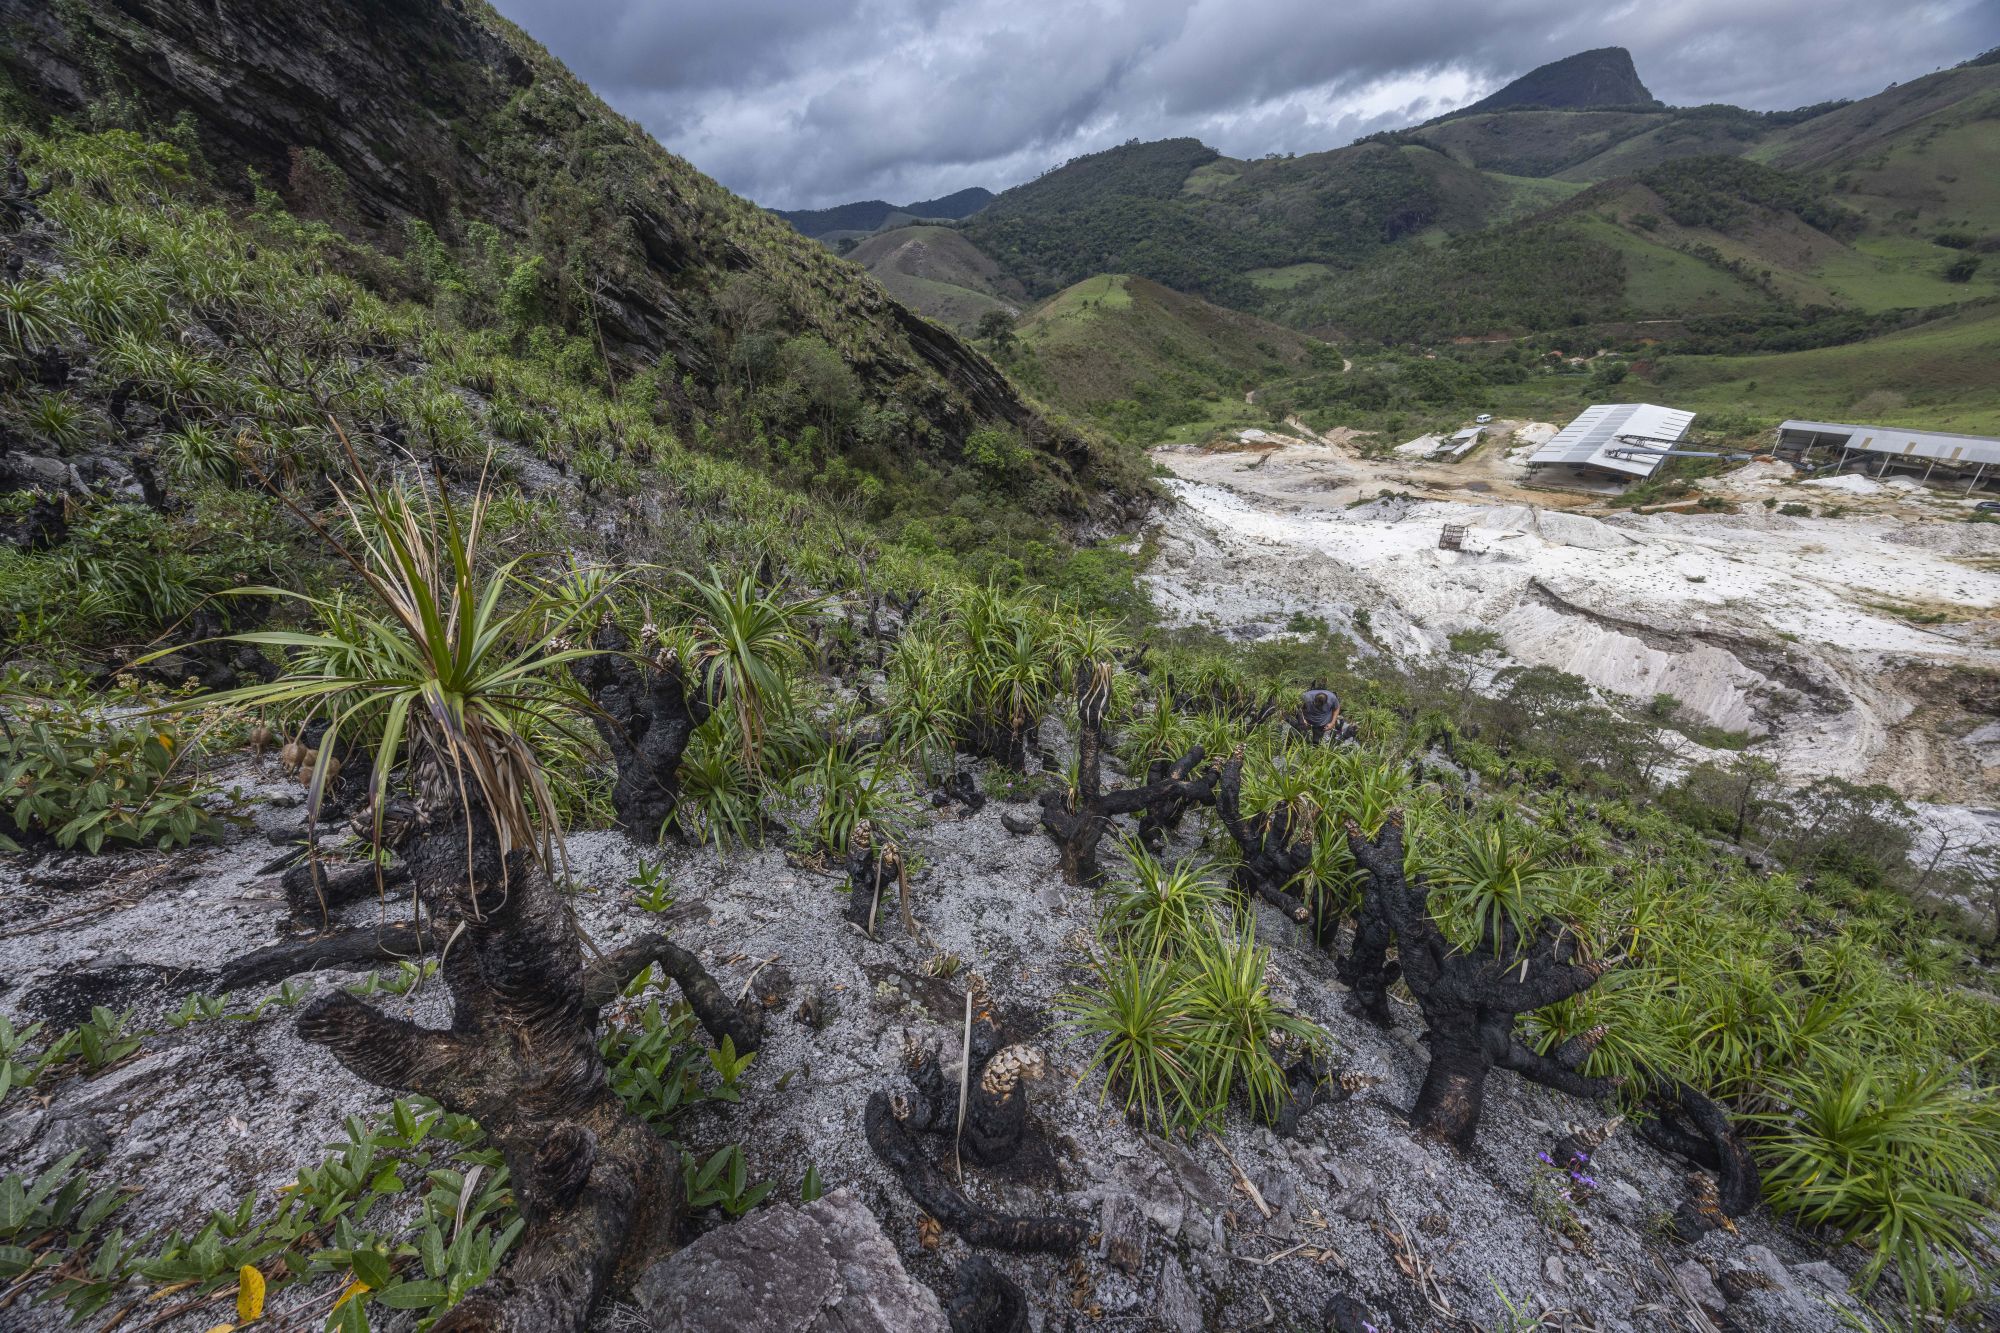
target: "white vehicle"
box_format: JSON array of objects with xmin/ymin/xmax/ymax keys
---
[{"xmin": 1474, "ymin": 413, "xmax": 1493, "ymax": 424}]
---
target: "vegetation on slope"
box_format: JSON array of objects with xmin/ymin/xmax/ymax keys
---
[
  {"xmin": 9, "ymin": 448, "xmax": 2000, "ymax": 1321},
  {"xmin": 0, "ymin": 0, "xmax": 1141, "ymax": 521},
  {"xmin": 936, "ymin": 45, "xmax": 2000, "ymax": 378},
  {"xmin": 0, "ymin": 14, "xmax": 1997, "ymax": 1331},
  {"xmin": 0, "ymin": 132, "xmax": 1144, "ymax": 694},
  {"xmin": 1273, "ymin": 144, "xmax": 1999, "ymax": 346},
  {"xmin": 1656, "ymin": 301, "xmax": 2000, "ymax": 434},
  {"xmin": 1270, "ymin": 223, "xmax": 1632, "ymax": 342},
  {"xmin": 1003, "ymin": 275, "xmax": 1329, "ymax": 441},
  {"xmin": 962, "ymin": 138, "xmax": 1483, "ymax": 306},
  {"xmin": 845, "ymin": 225, "xmax": 1023, "ymax": 332}
]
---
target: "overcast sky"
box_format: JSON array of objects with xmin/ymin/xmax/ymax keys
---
[{"xmin": 490, "ymin": 0, "xmax": 2000, "ymax": 211}]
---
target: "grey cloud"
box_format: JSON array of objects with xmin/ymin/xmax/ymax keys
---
[{"xmin": 490, "ymin": 0, "xmax": 2000, "ymax": 209}]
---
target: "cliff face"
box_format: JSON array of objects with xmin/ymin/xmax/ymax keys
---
[
  {"xmin": 1463, "ymin": 47, "xmax": 1658, "ymax": 113},
  {"xmin": 0, "ymin": 0, "xmax": 1134, "ymax": 515}
]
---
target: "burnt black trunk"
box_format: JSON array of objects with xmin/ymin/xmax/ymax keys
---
[
  {"xmin": 1342, "ymin": 817, "xmax": 1618, "ymax": 1150},
  {"xmin": 569, "ymin": 628, "xmax": 711, "ymax": 840},
  {"xmin": 260, "ymin": 810, "xmax": 759, "ymax": 1329}
]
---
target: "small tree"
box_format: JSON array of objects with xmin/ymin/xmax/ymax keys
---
[
  {"xmin": 1446, "ymin": 628, "xmax": 1501, "ymax": 724},
  {"xmin": 975, "ymin": 308, "xmax": 1016, "ymax": 355},
  {"xmin": 1343, "ymin": 816, "xmax": 1617, "ymax": 1149},
  {"xmin": 1942, "ymin": 253, "xmax": 1982, "ymax": 284}
]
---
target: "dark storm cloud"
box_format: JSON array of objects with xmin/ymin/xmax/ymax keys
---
[{"xmin": 490, "ymin": 0, "xmax": 2000, "ymax": 209}]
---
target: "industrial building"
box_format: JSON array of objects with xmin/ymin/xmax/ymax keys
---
[
  {"xmin": 1526, "ymin": 403, "xmax": 1697, "ymax": 482},
  {"xmin": 1773, "ymin": 420, "xmax": 2000, "ymax": 492},
  {"xmin": 1444, "ymin": 426, "xmax": 1484, "ymax": 458}
]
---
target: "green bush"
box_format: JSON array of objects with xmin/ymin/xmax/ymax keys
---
[
  {"xmin": 1756, "ymin": 1062, "xmax": 2000, "ymax": 1315},
  {"xmin": 0, "ymin": 681, "xmax": 219, "ymax": 853},
  {"xmin": 1063, "ymin": 847, "xmax": 1329, "ymax": 1134}
]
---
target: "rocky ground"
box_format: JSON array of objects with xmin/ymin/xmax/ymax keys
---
[
  {"xmin": 3, "ymin": 749, "xmax": 1877, "ymax": 1331},
  {"xmin": 1147, "ymin": 430, "xmax": 2000, "ymax": 871}
]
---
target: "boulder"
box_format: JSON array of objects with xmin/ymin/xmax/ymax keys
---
[{"xmin": 633, "ymin": 1189, "xmax": 948, "ymax": 1332}]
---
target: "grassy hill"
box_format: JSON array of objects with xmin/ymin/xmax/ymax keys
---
[
  {"xmin": 1762, "ymin": 58, "xmax": 2000, "ymax": 253},
  {"xmin": 943, "ymin": 45, "xmax": 2000, "ymax": 373},
  {"xmin": 1006, "ymin": 275, "xmax": 1329, "ymax": 440},
  {"xmin": 1658, "ymin": 301, "xmax": 2000, "ymax": 433},
  {"xmin": 949, "ymin": 48, "xmax": 1999, "ymax": 346},
  {"xmin": 1260, "ymin": 137, "xmax": 2000, "ymax": 347},
  {"xmin": 846, "ymin": 225, "xmax": 1024, "ymax": 331},
  {"xmin": 1403, "ymin": 109, "xmax": 1673, "ymax": 178}
]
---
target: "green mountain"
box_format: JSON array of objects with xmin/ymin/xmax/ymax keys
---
[
  {"xmin": 927, "ymin": 44, "xmax": 2000, "ymax": 371},
  {"xmin": 1006, "ymin": 274, "xmax": 1326, "ymax": 439},
  {"xmin": 1459, "ymin": 46, "xmax": 1658, "ymax": 114},
  {"xmin": 0, "ymin": 0, "xmax": 1134, "ymax": 518},
  {"xmin": 775, "ymin": 187, "xmax": 994, "ymax": 240},
  {"xmin": 961, "ymin": 137, "xmax": 1500, "ymax": 305},
  {"xmin": 845, "ymin": 225, "xmax": 1024, "ymax": 331}
]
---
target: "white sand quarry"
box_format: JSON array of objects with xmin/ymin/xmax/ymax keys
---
[{"xmin": 1144, "ymin": 426, "xmax": 2000, "ymax": 812}]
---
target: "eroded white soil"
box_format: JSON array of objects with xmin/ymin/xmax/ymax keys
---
[{"xmin": 1149, "ymin": 429, "xmax": 2000, "ymax": 813}]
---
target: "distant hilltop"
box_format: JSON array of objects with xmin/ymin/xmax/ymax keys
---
[
  {"xmin": 1461, "ymin": 46, "xmax": 1659, "ymax": 113},
  {"xmin": 775, "ymin": 187, "xmax": 994, "ymax": 239}
]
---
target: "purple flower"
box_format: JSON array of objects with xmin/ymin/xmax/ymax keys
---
[{"xmin": 1537, "ymin": 1151, "xmax": 1552, "ymax": 1164}]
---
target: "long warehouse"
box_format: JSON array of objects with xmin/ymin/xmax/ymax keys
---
[{"xmin": 1774, "ymin": 419, "xmax": 2000, "ymax": 491}]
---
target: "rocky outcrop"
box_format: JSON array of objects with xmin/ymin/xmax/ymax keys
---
[
  {"xmin": 631, "ymin": 1189, "xmax": 949, "ymax": 1333},
  {"xmin": 0, "ymin": 0, "xmax": 1141, "ymax": 519}
]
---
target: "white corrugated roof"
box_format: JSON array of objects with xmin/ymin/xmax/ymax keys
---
[
  {"xmin": 1778, "ymin": 420, "xmax": 2000, "ymax": 467},
  {"xmin": 1529, "ymin": 403, "xmax": 1695, "ymax": 479}
]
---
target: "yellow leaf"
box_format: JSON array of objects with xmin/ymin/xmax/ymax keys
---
[
  {"xmin": 332, "ymin": 1279, "xmax": 369, "ymax": 1312},
  {"xmin": 236, "ymin": 1264, "xmax": 266, "ymax": 1322},
  {"xmin": 202, "ymin": 1325, "xmax": 235, "ymax": 1333}
]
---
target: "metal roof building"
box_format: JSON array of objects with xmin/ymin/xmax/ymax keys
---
[
  {"xmin": 1527, "ymin": 403, "xmax": 1696, "ymax": 480},
  {"xmin": 1775, "ymin": 420, "xmax": 2000, "ymax": 487}
]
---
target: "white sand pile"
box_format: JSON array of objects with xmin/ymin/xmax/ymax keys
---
[
  {"xmin": 1393, "ymin": 434, "xmax": 1443, "ymax": 458},
  {"xmin": 1802, "ymin": 473, "xmax": 1884, "ymax": 495},
  {"xmin": 1885, "ymin": 523, "xmax": 2000, "ymax": 556},
  {"xmin": 1702, "ymin": 459, "xmax": 1796, "ymax": 495}
]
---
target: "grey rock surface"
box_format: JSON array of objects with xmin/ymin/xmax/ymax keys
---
[
  {"xmin": 0, "ymin": 762, "xmax": 1869, "ymax": 1333},
  {"xmin": 633, "ymin": 1189, "xmax": 947, "ymax": 1333}
]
